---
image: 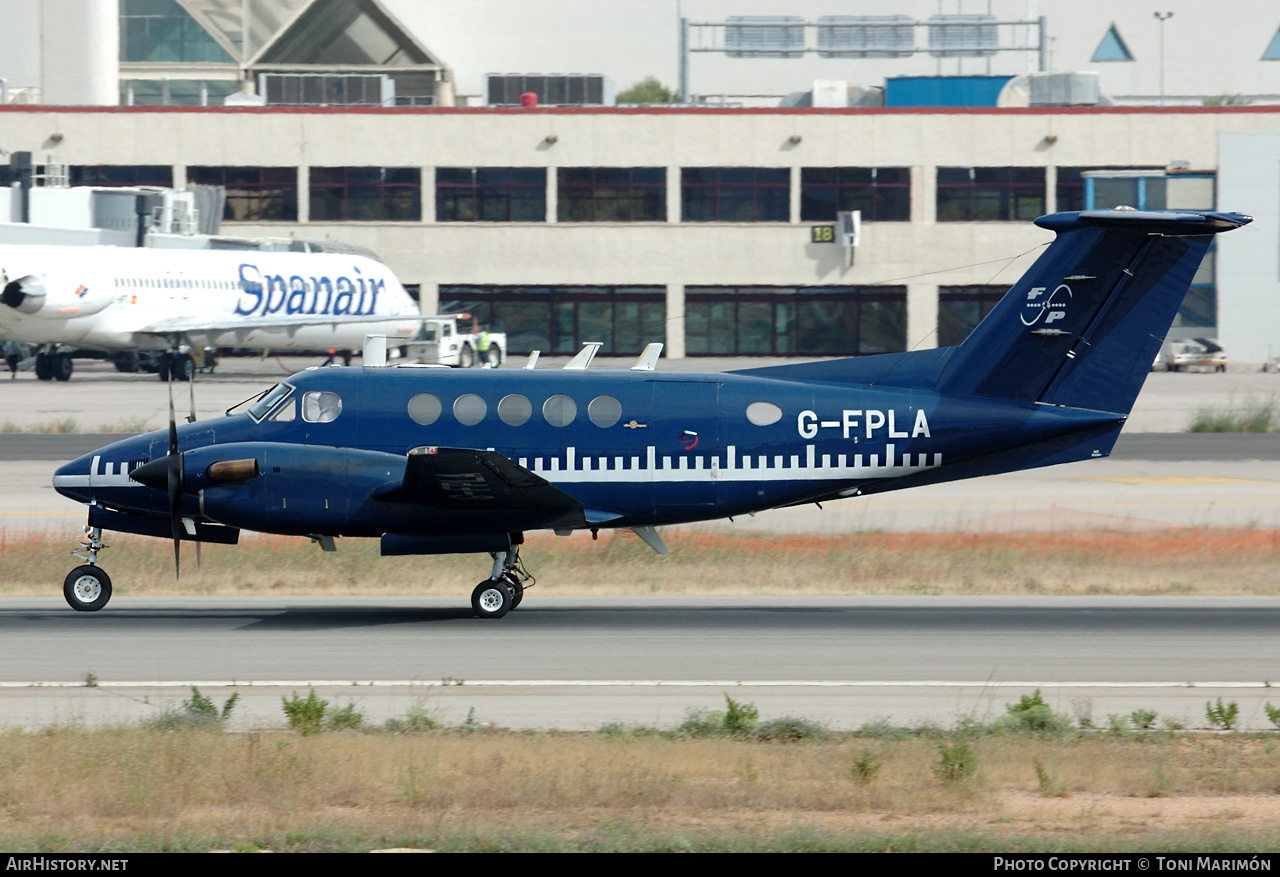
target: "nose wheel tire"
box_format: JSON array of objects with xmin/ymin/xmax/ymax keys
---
[
  {"xmin": 64, "ymin": 565, "xmax": 112, "ymax": 612},
  {"xmin": 471, "ymin": 580, "xmax": 514, "ymax": 619}
]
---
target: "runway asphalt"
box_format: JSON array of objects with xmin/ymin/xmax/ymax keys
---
[{"xmin": 1, "ymin": 596, "xmax": 1278, "ymax": 731}]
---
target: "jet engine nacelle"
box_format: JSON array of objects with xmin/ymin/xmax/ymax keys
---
[
  {"xmin": 0, "ymin": 273, "xmax": 112, "ymax": 319},
  {"xmin": 1, "ymin": 275, "xmax": 47, "ymax": 315}
]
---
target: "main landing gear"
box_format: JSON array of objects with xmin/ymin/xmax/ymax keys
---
[
  {"xmin": 64, "ymin": 526, "xmax": 112, "ymax": 612},
  {"xmin": 34, "ymin": 350, "xmax": 73, "ymax": 382},
  {"xmin": 470, "ymin": 547, "xmax": 533, "ymax": 619}
]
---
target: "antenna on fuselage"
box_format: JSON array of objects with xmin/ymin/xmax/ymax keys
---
[
  {"xmin": 363, "ymin": 334, "xmax": 388, "ymax": 367},
  {"xmin": 563, "ymin": 342, "xmax": 602, "ymax": 370},
  {"xmin": 523, "ymin": 351, "xmax": 540, "ymax": 370},
  {"xmin": 630, "ymin": 343, "xmax": 663, "ymax": 371}
]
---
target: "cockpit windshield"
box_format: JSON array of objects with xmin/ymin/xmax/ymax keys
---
[{"xmin": 244, "ymin": 382, "xmax": 296, "ymax": 422}]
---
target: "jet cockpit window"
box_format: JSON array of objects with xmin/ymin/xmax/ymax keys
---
[
  {"xmin": 302, "ymin": 391, "xmax": 343, "ymax": 423},
  {"xmin": 245, "ymin": 382, "xmax": 295, "ymax": 422}
]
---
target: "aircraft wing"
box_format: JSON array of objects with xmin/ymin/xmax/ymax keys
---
[
  {"xmin": 373, "ymin": 446, "xmax": 586, "ymax": 514},
  {"xmin": 136, "ymin": 312, "xmax": 440, "ymax": 337}
]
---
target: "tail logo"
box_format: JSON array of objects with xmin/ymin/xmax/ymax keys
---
[{"xmin": 1020, "ymin": 283, "xmax": 1072, "ymax": 327}]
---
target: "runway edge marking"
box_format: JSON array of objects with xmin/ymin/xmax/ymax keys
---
[{"xmin": 0, "ymin": 680, "xmax": 1275, "ymax": 689}]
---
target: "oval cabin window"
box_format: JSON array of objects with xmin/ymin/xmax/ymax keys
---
[
  {"xmin": 453, "ymin": 394, "xmax": 488, "ymax": 426},
  {"xmin": 301, "ymin": 391, "xmax": 342, "ymax": 423},
  {"xmin": 543, "ymin": 395, "xmax": 577, "ymax": 427},
  {"xmin": 498, "ymin": 394, "xmax": 533, "ymax": 426},
  {"xmin": 408, "ymin": 393, "xmax": 442, "ymax": 425},
  {"xmin": 746, "ymin": 401, "xmax": 783, "ymax": 426},
  {"xmin": 588, "ymin": 395, "xmax": 622, "ymax": 428}
]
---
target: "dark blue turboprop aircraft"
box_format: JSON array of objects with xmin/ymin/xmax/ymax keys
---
[{"xmin": 52, "ymin": 208, "xmax": 1249, "ymax": 618}]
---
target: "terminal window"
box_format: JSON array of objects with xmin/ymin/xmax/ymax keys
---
[
  {"xmin": 685, "ymin": 287, "xmax": 906, "ymax": 356},
  {"xmin": 120, "ymin": 0, "xmax": 233, "ymax": 63},
  {"xmin": 801, "ymin": 167, "xmax": 910, "ymax": 221},
  {"xmin": 310, "ymin": 167, "xmax": 420, "ymax": 222},
  {"xmin": 188, "ymin": 167, "xmax": 298, "ymax": 222},
  {"xmin": 682, "ymin": 168, "xmax": 789, "ymax": 222},
  {"xmin": 558, "ymin": 168, "xmax": 666, "ymax": 222},
  {"xmin": 437, "ymin": 168, "xmax": 547, "ymax": 222},
  {"xmin": 936, "ymin": 167, "xmax": 1044, "ymax": 222},
  {"xmin": 938, "ymin": 286, "xmax": 1007, "ymax": 347},
  {"xmin": 70, "ymin": 166, "xmax": 174, "ymax": 188},
  {"xmin": 439, "ymin": 286, "xmax": 664, "ymax": 355},
  {"xmin": 1056, "ymin": 167, "xmax": 1143, "ymax": 212}
]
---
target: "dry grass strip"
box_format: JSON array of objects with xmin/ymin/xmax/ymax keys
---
[
  {"xmin": 4, "ymin": 527, "xmax": 1280, "ymax": 597},
  {"xmin": 2, "ymin": 728, "xmax": 1280, "ymax": 850}
]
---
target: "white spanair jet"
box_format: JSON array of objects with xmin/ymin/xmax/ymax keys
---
[{"xmin": 0, "ymin": 243, "xmax": 428, "ymax": 381}]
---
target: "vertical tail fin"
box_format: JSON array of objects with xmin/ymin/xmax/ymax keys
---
[{"xmin": 934, "ymin": 209, "xmax": 1251, "ymax": 413}]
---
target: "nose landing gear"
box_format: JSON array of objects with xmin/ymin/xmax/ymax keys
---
[{"xmin": 64, "ymin": 526, "xmax": 111, "ymax": 612}]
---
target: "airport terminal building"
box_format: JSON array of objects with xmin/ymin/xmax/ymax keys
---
[{"xmin": 0, "ymin": 1, "xmax": 1278, "ymax": 361}]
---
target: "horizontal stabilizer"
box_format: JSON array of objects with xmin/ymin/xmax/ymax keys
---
[{"xmin": 933, "ymin": 209, "xmax": 1250, "ymax": 412}]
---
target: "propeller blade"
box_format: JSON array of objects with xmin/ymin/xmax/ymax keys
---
[
  {"xmin": 187, "ymin": 356, "xmax": 197, "ymax": 424},
  {"xmin": 169, "ymin": 458, "xmax": 182, "ymax": 580},
  {"xmin": 166, "ymin": 371, "xmax": 181, "ymax": 578},
  {"xmin": 168, "ymin": 369, "xmax": 178, "ymax": 457}
]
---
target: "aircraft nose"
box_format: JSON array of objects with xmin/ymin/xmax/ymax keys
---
[{"xmin": 52, "ymin": 453, "xmax": 94, "ymax": 502}]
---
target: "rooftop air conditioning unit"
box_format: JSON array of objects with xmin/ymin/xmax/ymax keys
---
[{"xmin": 1029, "ymin": 72, "xmax": 1100, "ymax": 106}]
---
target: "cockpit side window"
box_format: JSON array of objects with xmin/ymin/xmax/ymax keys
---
[
  {"xmin": 301, "ymin": 391, "xmax": 342, "ymax": 423},
  {"xmin": 269, "ymin": 399, "xmax": 297, "ymax": 422},
  {"xmin": 247, "ymin": 382, "xmax": 295, "ymax": 422}
]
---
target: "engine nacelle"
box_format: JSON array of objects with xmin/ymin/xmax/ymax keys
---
[
  {"xmin": 0, "ymin": 273, "xmax": 112, "ymax": 319},
  {"xmin": 1, "ymin": 275, "xmax": 46, "ymax": 315}
]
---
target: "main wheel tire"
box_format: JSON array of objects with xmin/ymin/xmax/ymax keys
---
[
  {"xmin": 157, "ymin": 354, "xmax": 172, "ymax": 382},
  {"xmin": 485, "ymin": 346, "xmax": 501, "ymax": 367},
  {"xmin": 34, "ymin": 353, "xmax": 52, "ymax": 381},
  {"xmin": 175, "ymin": 354, "xmax": 195, "ymax": 382},
  {"xmin": 53, "ymin": 354, "xmax": 73, "ymax": 382},
  {"xmin": 64, "ymin": 565, "xmax": 112, "ymax": 612},
  {"xmin": 458, "ymin": 345, "xmax": 476, "ymax": 368},
  {"xmin": 471, "ymin": 580, "xmax": 513, "ymax": 619}
]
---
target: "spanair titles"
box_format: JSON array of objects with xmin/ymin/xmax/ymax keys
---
[{"xmin": 233, "ymin": 262, "xmax": 387, "ymax": 317}]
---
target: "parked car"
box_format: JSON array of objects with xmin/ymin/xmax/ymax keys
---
[{"xmin": 1161, "ymin": 338, "xmax": 1227, "ymax": 372}]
